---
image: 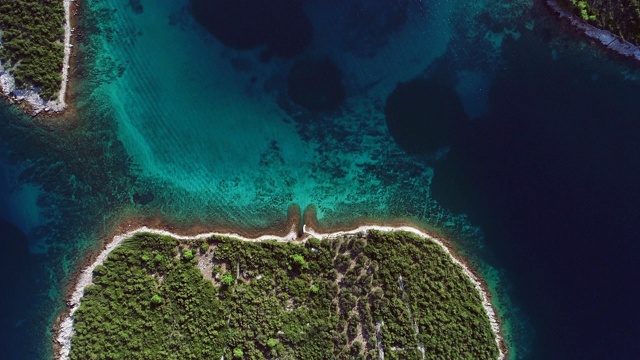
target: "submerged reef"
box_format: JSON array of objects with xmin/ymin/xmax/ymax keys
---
[
  {"xmin": 287, "ymin": 58, "xmax": 346, "ymax": 112},
  {"xmin": 189, "ymin": 0, "xmax": 313, "ymax": 58},
  {"xmin": 65, "ymin": 230, "xmax": 502, "ymax": 359},
  {"xmin": 385, "ymin": 78, "xmax": 468, "ymax": 154},
  {"xmin": 127, "ymin": 0, "xmax": 143, "ymax": 14}
]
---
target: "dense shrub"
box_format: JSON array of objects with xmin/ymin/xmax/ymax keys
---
[
  {"xmin": 0, "ymin": 0, "xmax": 65, "ymax": 99},
  {"xmin": 70, "ymin": 231, "xmax": 499, "ymax": 359},
  {"xmin": 556, "ymin": 0, "xmax": 640, "ymax": 45}
]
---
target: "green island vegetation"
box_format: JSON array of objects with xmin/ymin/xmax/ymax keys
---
[
  {"xmin": 0, "ymin": 0, "xmax": 65, "ymax": 100},
  {"xmin": 70, "ymin": 230, "xmax": 499, "ymax": 359},
  {"xmin": 556, "ymin": 0, "xmax": 640, "ymax": 45}
]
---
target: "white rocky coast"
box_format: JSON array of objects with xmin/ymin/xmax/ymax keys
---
[
  {"xmin": 0, "ymin": 0, "xmax": 73, "ymax": 114},
  {"xmin": 56, "ymin": 224, "xmax": 506, "ymax": 360},
  {"xmin": 547, "ymin": 0, "xmax": 640, "ymax": 61}
]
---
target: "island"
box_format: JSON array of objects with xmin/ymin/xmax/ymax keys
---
[
  {"xmin": 56, "ymin": 225, "xmax": 505, "ymax": 360},
  {"xmin": 547, "ymin": 0, "xmax": 640, "ymax": 61},
  {"xmin": 0, "ymin": 0, "xmax": 73, "ymax": 114}
]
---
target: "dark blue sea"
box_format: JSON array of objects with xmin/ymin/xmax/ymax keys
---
[{"xmin": 1, "ymin": 0, "xmax": 639, "ymax": 358}]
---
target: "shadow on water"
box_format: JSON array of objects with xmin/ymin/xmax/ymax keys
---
[
  {"xmin": 189, "ymin": 0, "xmax": 313, "ymax": 58},
  {"xmin": 384, "ymin": 77, "xmax": 469, "ymax": 154}
]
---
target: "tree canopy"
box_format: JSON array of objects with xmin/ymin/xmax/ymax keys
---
[
  {"xmin": 0, "ymin": 0, "xmax": 65, "ymax": 100},
  {"xmin": 556, "ymin": 0, "xmax": 640, "ymax": 45},
  {"xmin": 70, "ymin": 230, "xmax": 499, "ymax": 359}
]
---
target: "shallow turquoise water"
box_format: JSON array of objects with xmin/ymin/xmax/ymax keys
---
[{"xmin": 96, "ymin": 0, "xmax": 457, "ymax": 221}]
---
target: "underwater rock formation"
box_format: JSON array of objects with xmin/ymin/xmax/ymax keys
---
[
  {"xmin": 287, "ymin": 58, "xmax": 345, "ymax": 112},
  {"xmin": 190, "ymin": 0, "xmax": 313, "ymax": 58},
  {"xmin": 385, "ymin": 78, "xmax": 468, "ymax": 154}
]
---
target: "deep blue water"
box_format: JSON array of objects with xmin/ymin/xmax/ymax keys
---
[
  {"xmin": 0, "ymin": 220, "xmax": 36, "ymax": 357},
  {"xmin": 431, "ymin": 13, "xmax": 640, "ymax": 358},
  {"xmin": 0, "ymin": 153, "xmax": 45, "ymax": 359},
  {"xmin": 1, "ymin": 0, "xmax": 640, "ymax": 358}
]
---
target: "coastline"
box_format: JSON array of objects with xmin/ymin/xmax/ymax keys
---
[
  {"xmin": 545, "ymin": 0, "xmax": 640, "ymax": 62},
  {"xmin": 0, "ymin": 0, "xmax": 74, "ymax": 115},
  {"xmin": 55, "ymin": 219, "xmax": 507, "ymax": 360},
  {"xmin": 304, "ymin": 224, "xmax": 506, "ymax": 360}
]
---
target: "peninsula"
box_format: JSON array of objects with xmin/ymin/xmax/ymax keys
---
[
  {"xmin": 547, "ymin": 0, "xmax": 640, "ymax": 61},
  {"xmin": 56, "ymin": 224, "xmax": 506, "ymax": 360},
  {"xmin": 0, "ymin": 0, "xmax": 73, "ymax": 114}
]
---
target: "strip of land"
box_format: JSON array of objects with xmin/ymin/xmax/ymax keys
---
[
  {"xmin": 305, "ymin": 223, "xmax": 504, "ymax": 358},
  {"xmin": 547, "ymin": 0, "xmax": 640, "ymax": 61},
  {"xmin": 0, "ymin": 0, "xmax": 72, "ymax": 114},
  {"xmin": 56, "ymin": 223, "xmax": 506, "ymax": 360}
]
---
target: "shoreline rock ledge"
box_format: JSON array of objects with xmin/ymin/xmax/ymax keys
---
[
  {"xmin": 546, "ymin": 0, "xmax": 640, "ymax": 62},
  {"xmin": 0, "ymin": 0, "xmax": 73, "ymax": 115}
]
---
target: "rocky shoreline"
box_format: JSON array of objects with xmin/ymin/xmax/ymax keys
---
[
  {"xmin": 546, "ymin": 0, "xmax": 640, "ymax": 62},
  {"xmin": 54, "ymin": 220, "xmax": 507, "ymax": 360},
  {"xmin": 0, "ymin": 0, "xmax": 74, "ymax": 115}
]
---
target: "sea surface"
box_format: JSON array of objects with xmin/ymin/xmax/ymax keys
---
[{"xmin": 1, "ymin": 0, "xmax": 639, "ymax": 358}]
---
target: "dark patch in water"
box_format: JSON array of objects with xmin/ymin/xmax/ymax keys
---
[
  {"xmin": 128, "ymin": 0, "xmax": 143, "ymax": 14},
  {"xmin": 432, "ymin": 30, "xmax": 640, "ymax": 359},
  {"xmin": 0, "ymin": 219, "xmax": 36, "ymax": 358},
  {"xmin": 169, "ymin": 5, "xmax": 191, "ymax": 30},
  {"xmin": 259, "ymin": 49, "xmax": 273, "ymax": 63},
  {"xmin": 230, "ymin": 58, "xmax": 253, "ymax": 72},
  {"xmin": 343, "ymin": 0, "xmax": 410, "ymax": 57},
  {"xmin": 259, "ymin": 140, "xmax": 285, "ymax": 167},
  {"xmin": 133, "ymin": 191, "xmax": 155, "ymax": 206},
  {"xmin": 190, "ymin": 0, "xmax": 313, "ymax": 58},
  {"xmin": 287, "ymin": 58, "xmax": 345, "ymax": 112},
  {"xmin": 384, "ymin": 78, "xmax": 468, "ymax": 154},
  {"xmin": 477, "ymin": 12, "xmax": 504, "ymax": 33}
]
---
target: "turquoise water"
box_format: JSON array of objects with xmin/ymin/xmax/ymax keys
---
[
  {"xmin": 96, "ymin": 0, "xmax": 453, "ymax": 220},
  {"xmin": 3, "ymin": 0, "xmax": 640, "ymax": 358},
  {"xmin": 88, "ymin": 0, "xmax": 525, "ymax": 232}
]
